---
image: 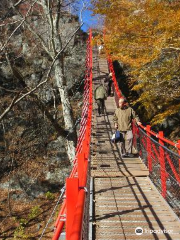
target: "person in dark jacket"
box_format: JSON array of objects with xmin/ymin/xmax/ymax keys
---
[
  {"xmin": 105, "ymin": 73, "xmax": 114, "ymax": 96},
  {"xmin": 113, "ymin": 97, "xmax": 141, "ymax": 157},
  {"xmin": 94, "ymin": 83, "xmax": 107, "ymax": 116}
]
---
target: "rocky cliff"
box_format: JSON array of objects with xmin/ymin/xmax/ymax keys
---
[{"xmin": 0, "ymin": 13, "xmax": 87, "ymax": 200}]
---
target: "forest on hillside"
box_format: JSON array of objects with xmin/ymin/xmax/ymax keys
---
[{"xmin": 92, "ymin": 0, "xmax": 180, "ymax": 140}]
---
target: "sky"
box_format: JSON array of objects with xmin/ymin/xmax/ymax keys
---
[
  {"xmin": 76, "ymin": 1, "xmax": 101, "ymax": 32},
  {"xmin": 81, "ymin": 8, "xmax": 98, "ymax": 32}
]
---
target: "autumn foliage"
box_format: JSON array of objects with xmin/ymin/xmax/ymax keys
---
[{"xmin": 92, "ymin": 0, "xmax": 180, "ymax": 126}]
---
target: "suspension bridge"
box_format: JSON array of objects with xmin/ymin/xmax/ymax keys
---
[{"xmin": 41, "ymin": 30, "xmax": 180, "ymax": 240}]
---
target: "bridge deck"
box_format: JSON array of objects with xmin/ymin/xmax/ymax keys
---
[{"xmin": 91, "ymin": 51, "xmax": 180, "ymax": 239}]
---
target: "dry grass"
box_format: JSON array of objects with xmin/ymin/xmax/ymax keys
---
[{"xmin": 0, "ymin": 189, "xmax": 62, "ymax": 239}]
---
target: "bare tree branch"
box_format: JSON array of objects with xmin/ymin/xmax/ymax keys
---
[
  {"xmin": 162, "ymin": 47, "xmax": 180, "ymax": 51},
  {"xmin": 0, "ymin": 86, "xmax": 22, "ymax": 93},
  {"xmin": 0, "ymin": 0, "xmax": 39, "ymax": 52},
  {"xmin": 0, "ymin": 22, "xmax": 82, "ymax": 122},
  {"xmin": 0, "ymin": 92, "xmax": 21, "ymax": 121},
  {"xmin": 31, "ymin": 93, "xmax": 67, "ymax": 137},
  {"xmin": 80, "ymin": 0, "xmax": 90, "ymax": 24},
  {"xmin": 24, "ymin": 20, "xmax": 52, "ymax": 58},
  {"xmin": 14, "ymin": 0, "xmax": 26, "ymax": 7},
  {"xmin": 8, "ymin": 0, "xmax": 52, "ymax": 58},
  {"xmin": 0, "ymin": 19, "xmax": 21, "ymax": 27}
]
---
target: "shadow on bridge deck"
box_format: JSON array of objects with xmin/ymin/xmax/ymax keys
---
[{"xmin": 90, "ymin": 50, "xmax": 180, "ymax": 240}]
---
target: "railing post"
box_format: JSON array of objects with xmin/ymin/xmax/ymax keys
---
[
  {"xmin": 146, "ymin": 125, "xmax": 152, "ymax": 172},
  {"xmin": 159, "ymin": 131, "xmax": 166, "ymax": 198},
  {"xmin": 78, "ymin": 153, "xmax": 85, "ymax": 186},
  {"xmin": 82, "ymin": 140, "xmax": 88, "ymax": 159},
  {"xmin": 66, "ymin": 178, "xmax": 79, "ymax": 240},
  {"xmin": 132, "ymin": 120, "xmax": 138, "ymax": 151}
]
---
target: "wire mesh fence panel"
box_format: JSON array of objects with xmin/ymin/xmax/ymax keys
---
[
  {"xmin": 165, "ymin": 150, "xmax": 180, "ymax": 217},
  {"xmin": 138, "ymin": 128, "xmax": 148, "ymax": 166},
  {"xmin": 82, "ymin": 159, "xmax": 91, "ymax": 240},
  {"xmin": 150, "ymin": 141, "xmax": 162, "ymax": 194},
  {"xmin": 133, "ymin": 125, "xmax": 180, "ymax": 217}
]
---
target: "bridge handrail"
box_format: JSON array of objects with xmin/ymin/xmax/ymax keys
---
[
  {"xmin": 52, "ymin": 29, "xmax": 93, "ymax": 240},
  {"xmin": 138, "ymin": 123, "xmax": 180, "ymax": 149}
]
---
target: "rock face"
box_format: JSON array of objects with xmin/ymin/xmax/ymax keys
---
[{"xmin": 0, "ymin": 12, "xmax": 87, "ymax": 199}]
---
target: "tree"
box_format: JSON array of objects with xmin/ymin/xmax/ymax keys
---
[
  {"xmin": 0, "ymin": 0, "xmax": 87, "ymax": 163},
  {"xmin": 91, "ymin": 0, "xmax": 180, "ymax": 126}
]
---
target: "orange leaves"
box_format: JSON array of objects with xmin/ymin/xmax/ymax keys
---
[
  {"xmin": 92, "ymin": 0, "xmax": 180, "ymax": 125},
  {"xmin": 92, "ymin": 0, "xmax": 180, "ymax": 67}
]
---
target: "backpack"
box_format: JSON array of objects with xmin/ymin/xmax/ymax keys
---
[{"xmin": 111, "ymin": 131, "xmax": 122, "ymax": 143}]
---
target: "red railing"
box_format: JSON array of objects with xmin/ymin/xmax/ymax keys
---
[
  {"xmin": 52, "ymin": 29, "xmax": 93, "ymax": 240},
  {"xmin": 132, "ymin": 123, "xmax": 180, "ymax": 199},
  {"xmin": 107, "ymin": 56, "xmax": 180, "ymax": 215}
]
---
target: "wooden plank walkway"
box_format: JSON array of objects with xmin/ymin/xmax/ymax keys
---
[{"xmin": 91, "ymin": 50, "xmax": 180, "ymax": 240}]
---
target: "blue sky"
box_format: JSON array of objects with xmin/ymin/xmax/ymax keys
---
[
  {"xmin": 81, "ymin": 8, "xmax": 98, "ymax": 32},
  {"xmin": 77, "ymin": 1, "xmax": 100, "ymax": 32}
]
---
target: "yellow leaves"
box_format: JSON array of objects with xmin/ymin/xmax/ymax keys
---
[
  {"xmin": 132, "ymin": 83, "xmax": 144, "ymax": 91},
  {"xmin": 151, "ymin": 103, "xmax": 180, "ymax": 125},
  {"xmin": 92, "ymin": 0, "xmax": 180, "ymax": 125},
  {"xmin": 129, "ymin": 50, "xmax": 180, "ymax": 123},
  {"xmin": 92, "ymin": 35, "xmax": 103, "ymax": 46},
  {"xmin": 93, "ymin": 0, "xmax": 180, "ymax": 67}
]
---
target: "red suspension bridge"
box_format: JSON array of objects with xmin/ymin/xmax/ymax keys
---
[{"xmin": 41, "ymin": 30, "xmax": 180, "ymax": 240}]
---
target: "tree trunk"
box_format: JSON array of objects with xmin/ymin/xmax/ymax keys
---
[{"xmin": 54, "ymin": 60, "xmax": 77, "ymax": 163}]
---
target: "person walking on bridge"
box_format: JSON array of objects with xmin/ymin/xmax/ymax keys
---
[
  {"xmin": 113, "ymin": 97, "xmax": 141, "ymax": 157},
  {"xmin": 105, "ymin": 72, "xmax": 114, "ymax": 97},
  {"xmin": 98, "ymin": 45, "xmax": 103, "ymax": 55},
  {"xmin": 94, "ymin": 83, "xmax": 107, "ymax": 116}
]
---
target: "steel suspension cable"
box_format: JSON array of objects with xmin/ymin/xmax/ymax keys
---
[{"xmin": 38, "ymin": 187, "xmax": 65, "ymax": 240}]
